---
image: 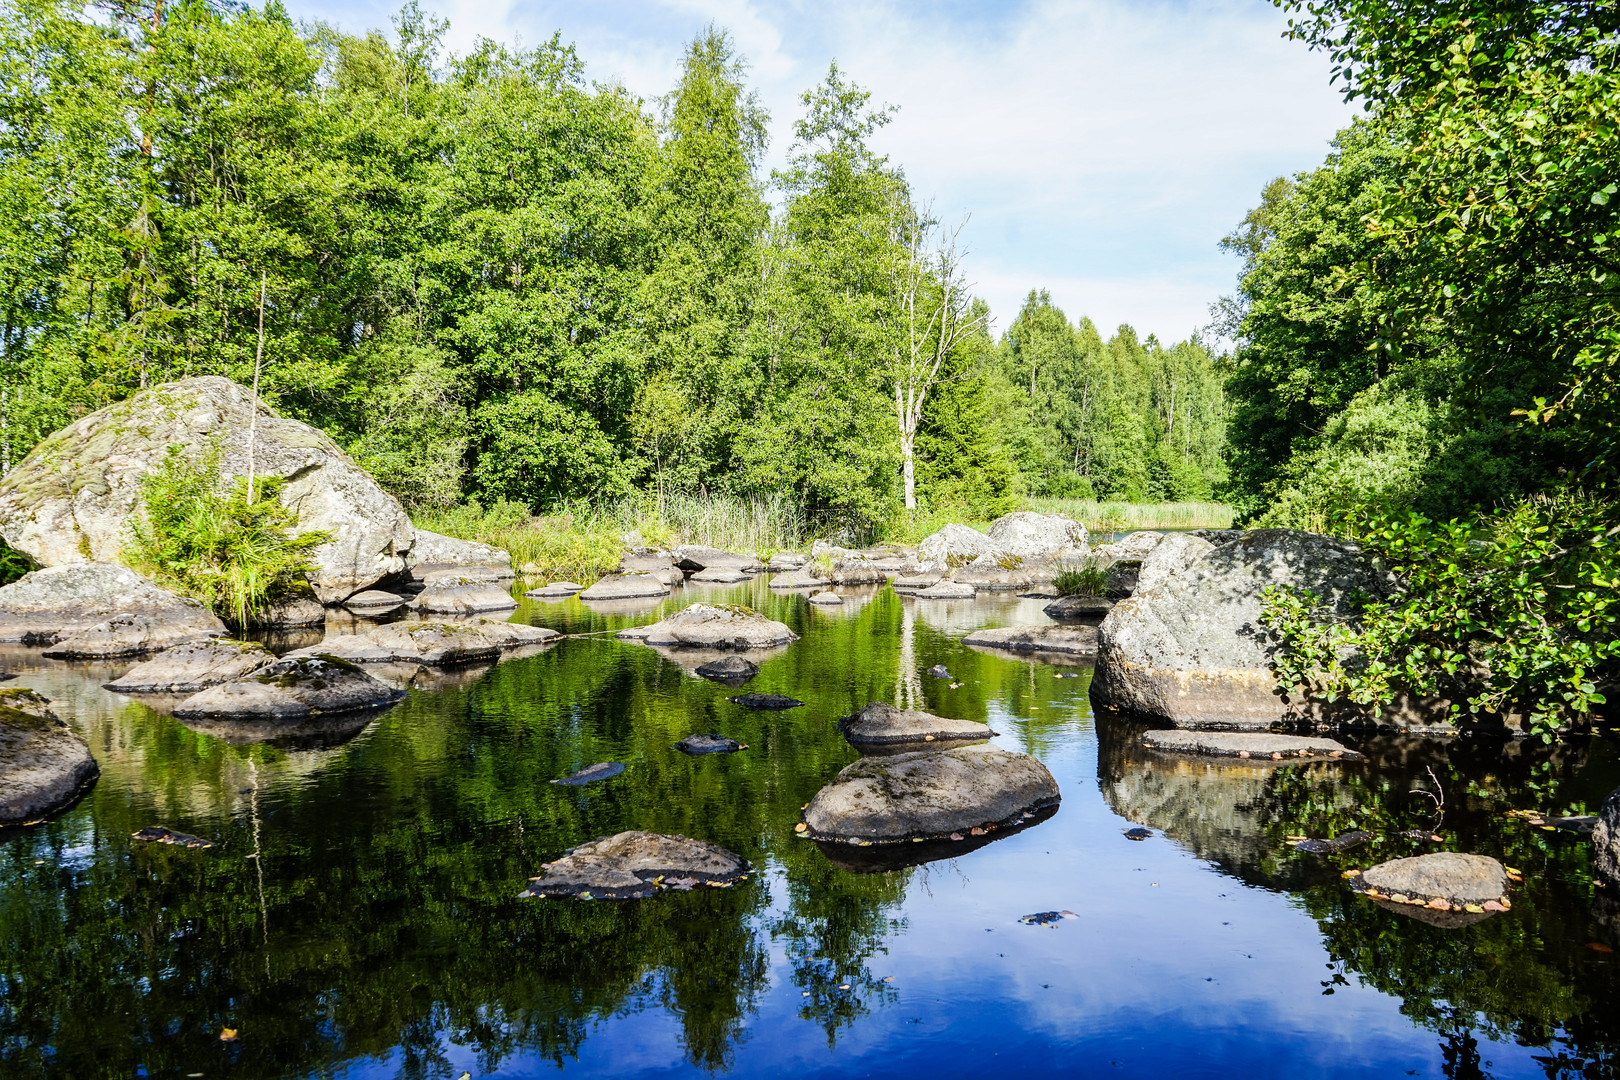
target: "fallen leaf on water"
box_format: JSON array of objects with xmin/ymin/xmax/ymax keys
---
[
  {"xmin": 459, "ymin": 1073, "xmax": 472, "ymax": 1080},
  {"xmin": 1504, "ymin": 867, "xmax": 1521, "ymax": 875},
  {"xmin": 883, "ymin": 976, "xmax": 893, "ymax": 981},
  {"xmin": 1588, "ymin": 942, "xmax": 1614, "ymax": 953},
  {"xmin": 793, "ymin": 823, "xmax": 807, "ymax": 833},
  {"xmin": 949, "ymin": 833, "xmax": 964, "ymax": 841},
  {"xmin": 1464, "ymin": 904, "xmax": 1484, "ymax": 914},
  {"xmin": 970, "ymin": 827, "xmax": 986, "ymax": 836},
  {"xmin": 839, "ymin": 984, "xmax": 851, "ymax": 990},
  {"xmin": 802, "ymin": 991, "xmax": 811, "ymax": 996},
  {"xmin": 219, "ymin": 1028, "xmax": 238, "ymax": 1042}
]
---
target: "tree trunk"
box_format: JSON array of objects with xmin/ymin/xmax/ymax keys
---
[{"xmin": 902, "ymin": 429, "xmax": 916, "ymax": 510}]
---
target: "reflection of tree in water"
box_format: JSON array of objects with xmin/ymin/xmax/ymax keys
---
[{"xmin": 770, "ymin": 853, "xmax": 906, "ymax": 1044}]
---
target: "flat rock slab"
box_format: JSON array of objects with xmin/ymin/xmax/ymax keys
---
[
  {"xmin": 766, "ymin": 553, "xmax": 808, "ymax": 571},
  {"xmin": 674, "ymin": 734, "xmax": 746, "ymax": 755},
  {"xmin": 1349, "ymin": 852, "xmax": 1511, "ymax": 916},
  {"xmin": 411, "ymin": 566, "xmax": 518, "ymax": 614},
  {"xmin": 105, "ymin": 638, "xmax": 275, "ymax": 693},
  {"xmin": 526, "ymin": 582, "xmax": 584, "ymax": 599},
  {"xmin": 768, "ymin": 569, "xmax": 824, "ymax": 590},
  {"xmin": 727, "ymin": 693, "xmax": 804, "ymax": 710},
  {"xmin": 287, "ymin": 619, "xmax": 558, "ymax": 667},
  {"xmin": 1142, "ymin": 730, "xmax": 1363, "ymax": 761},
  {"xmin": 1044, "ymin": 595, "xmax": 1113, "ymax": 618},
  {"xmin": 691, "ymin": 568, "xmax": 750, "ymax": 584},
  {"xmin": 42, "ymin": 610, "xmax": 229, "ymax": 659},
  {"xmin": 622, "ymin": 603, "xmax": 796, "ymax": 650},
  {"xmin": 0, "ymin": 688, "xmax": 99, "ymax": 825},
  {"xmin": 695, "ymin": 656, "xmax": 758, "ymax": 682},
  {"xmin": 172, "ymin": 656, "xmax": 406, "ymax": 720},
  {"xmin": 0, "ymin": 563, "xmax": 227, "ymax": 645},
  {"xmin": 519, "ymin": 831, "xmax": 749, "ymax": 900},
  {"xmin": 803, "ymin": 744, "xmax": 1060, "ymax": 844},
  {"xmin": 809, "ymin": 591, "xmax": 844, "ymax": 606},
  {"xmin": 579, "ymin": 574, "xmax": 670, "ymax": 601},
  {"xmin": 891, "ymin": 573, "xmax": 945, "ymax": 592},
  {"xmin": 132, "ymin": 826, "xmax": 213, "ymax": 849},
  {"xmin": 962, "ymin": 625, "xmax": 1098, "ymax": 656},
  {"xmin": 673, "ymin": 546, "xmax": 759, "ymax": 573},
  {"xmin": 914, "ymin": 581, "xmax": 975, "ymax": 599},
  {"xmin": 552, "ymin": 762, "xmax": 626, "ymax": 786},
  {"xmin": 837, "ymin": 701, "xmax": 992, "ymax": 749},
  {"xmin": 344, "ymin": 590, "xmax": 408, "ymax": 613}
]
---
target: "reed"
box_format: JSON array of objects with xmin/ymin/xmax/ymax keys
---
[{"xmin": 1027, "ymin": 498, "xmax": 1233, "ymax": 533}]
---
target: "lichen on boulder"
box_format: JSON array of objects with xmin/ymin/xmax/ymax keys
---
[{"xmin": 105, "ymin": 638, "xmax": 275, "ymax": 693}]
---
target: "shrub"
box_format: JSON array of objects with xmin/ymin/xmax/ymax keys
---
[
  {"xmin": 1053, "ymin": 555, "xmax": 1111, "ymax": 596},
  {"xmin": 125, "ymin": 442, "xmax": 332, "ymax": 626}
]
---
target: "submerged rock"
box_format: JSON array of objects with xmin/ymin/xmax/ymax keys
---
[
  {"xmin": 552, "ymin": 762, "xmax": 626, "ymax": 786},
  {"xmin": 961, "ymin": 625, "xmax": 1099, "ymax": 656},
  {"xmin": 1140, "ymin": 730, "xmax": 1363, "ymax": 761},
  {"xmin": 0, "ymin": 377, "xmax": 415, "ymax": 603},
  {"xmin": 525, "ymin": 581, "xmax": 585, "ymax": 600},
  {"xmin": 519, "ymin": 831, "xmax": 749, "ymax": 900},
  {"xmin": 410, "ymin": 565, "xmax": 517, "ymax": 614},
  {"xmin": 105, "ymin": 638, "xmax": 275, "ymax": 693},
  {"xmin": 727, "ymin": 693, "xmax": 804, "ymax": 710},
  {"xmin": 0, "ymin": 688, "xmax": 98, "ymax": 825},
  {"xmin": 579, "ymin": 574, "xmax": 670, "ymax": 601},
  {"xmin": 172, "ymin": 656, "xmax": 406, "ymax": 720},
  {"xmin": 621, "ymin": 603, "xmax": 796, "ymax": 650},
  {"xmin": 1349, "ymin": 852, "xmax": 1510, "ymax": 920},
  {"xmin": 1293, "ymin": 830, "xmax": 1373, "ymax": 854},
  {"xmin": 131, "ymin": 826, "xmax": 213, "ymax": 849},
  {"xmin": 837, "ymin": 701, "xmax": 993, "ymax": 750},
  {"xmin": 695, "ymin": 656, "xmax": 759, "ymax": 683},
  {"xmin": 803, "ymin": 744, "xmax": 1060, "ymax": 844},
  {"xmin": 914, "ymin": 580, "xmax": 975, "ymax": 600},
  {"xmin": 0, "ymin": 563, "xmax": 225, "ymax": 647},
  {"xmin": 674, "ymin": 733, "xmax": 746, "ymax": 755}
]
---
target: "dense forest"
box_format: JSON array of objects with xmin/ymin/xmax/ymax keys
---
[{"xmin": 0, "ymin": 0, "xmax": 1225, "ymax": 532}]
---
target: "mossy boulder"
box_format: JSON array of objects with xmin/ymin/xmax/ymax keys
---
[
  {"xmin": 617, "ymin": 603, "xmax": 796, "ymax": 650},
  {"xmin": 0, "ymin": 377, "xmax": 414, "ymax": 603},
  {"xmin": 172, "ymin": 656, "xmax": 406, "ymax": 720},
  {"xmin": 0, "ymin": 688, "xmax": 98, "ymax": 825},
  {"xmin": 104, "ymin": 638, "xmax": 275, "ymax": 693}
]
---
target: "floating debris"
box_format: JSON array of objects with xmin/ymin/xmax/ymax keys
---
[
  {"xmin": 552, "ymin": 762, "xmax": 626, "ymax": 786},
  {"xmin": 927, "ymin": 665, "xmax": 953, "ymax": 679},
  {"xmin": 132, "ymin": 826, "xmax": 213, "ymax": 849},
  {"xmin": 1124, "ymin": 827, "xmax": 1153, "ymax": 841},
  {"xmin": 1395, "ymin": 830, "xmax": 1446, "ymax": 842}
]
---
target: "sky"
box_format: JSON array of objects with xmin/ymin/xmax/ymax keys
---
[{"xmin": 281, "ymin": 0, "xmax": 1358, "ymax": 345}]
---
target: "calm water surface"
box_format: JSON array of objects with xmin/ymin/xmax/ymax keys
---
[{"xmin": 3, "ymin": 579, "xmax": 1619, "ymax": 1079}]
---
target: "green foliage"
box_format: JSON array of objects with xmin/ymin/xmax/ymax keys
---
[
  {"xmin": 1052, "ymin": 555, "xmax": 1110, "ymax": 597},
  {"xmin": 124, "ymin": 443, "xmax": 331, "ymax": 625},
  {"xmin": 0, "ymin": 540, "xmax": 33, "ymax": 586},
  {"xmin": 1260, "ymin": 495, "xmax": 1620, "ymax": 739}
]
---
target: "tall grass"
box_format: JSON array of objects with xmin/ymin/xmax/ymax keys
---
[{"xmin": 1027, "ymin": 498, "xmax": 1233, "ymax": 534}]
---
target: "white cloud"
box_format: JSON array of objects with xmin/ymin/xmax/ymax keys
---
[{"xmin": 288, "ymin": 0, "xmax": 1356, "ymax": 342}]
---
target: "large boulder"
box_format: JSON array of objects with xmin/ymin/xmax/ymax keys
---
[
  {"xmin": 618, "ymin": 603, "xmax": 796, "ymax": 650},
  {"xmin": 1091, "ymin": 528, "xmax": 1434, "ymax": 731},
  {"xmin": 406, "ymin": 529, "xmax": 513, "ymax": 575},
  {"xmin": 917, "ymin": 523, "xmax": 1002, "ymax": 570},
  {"xmin": 0, "ymin": 563, "xmax": 225, "ymax": 646},
  {"xmin": 0, "ymin": 688, "xmax": 98, "ymax": 824},
  {"xmin": 986, "ymin": 512, "xmax": 1089, "ymax": 559},
  {"xmin": 1348, "ymin": 852, "xmax": 1511, "ymax": 912},
  {"xmin": 801, "ymin": 744, "xmax": 1060, "ymax": 843},
  {"xmin": 104, "ymin": 638, "xmax": 274, "ymax": 693},
  {"xmin": 518, "ymin": 831, "xmax": 749, "ymax": 900},
  {"xmin": 0, "ymin": 377, "xmax": 415, "ymax": 604},
  {"xmin": 837, "ymin": 701, "xmax": 994, "ymax": 750},
  {"xmin": 172, "ymin": 655, "xmax": 406, "ymax": 720},
  {"xmin": 410, "ymin": 566, "xmax": 517, "ymax": 614}
]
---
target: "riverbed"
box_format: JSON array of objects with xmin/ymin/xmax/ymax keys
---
[{"xmin": 2, "ymin": 578, "xmax": 1617, "ymax": 1078}]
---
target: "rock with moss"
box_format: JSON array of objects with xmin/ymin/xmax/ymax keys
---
[
  {"xmin": 105, "ymin": 638, "xmax": 275, "ymax": 693},
  {"xmin": 286, "ymin": 618, "xmax": 558, "ymax": 667},
  {"xmin": 40, "ymin": 609, "xmax": 229, "ymax": 659},
  {"xmin": 0, "ymin": 563, "xmax": 226, "ymax": 646},
  {"xmin": 410, "ymin": 565, "xmax": 518, "ymax": 614},
  {"xmin": 245, "ymin": 591, "xmax": 327, "ymax": 628},
  {"xmin": 1044, "ymin": 594, "xmax": 1113, "ymax": 618},
  {"xmin": 0, "ymin": 688, "xmax": 98, "ymax": 825},
  {"xmin": 768, "ymin": 568, "xmax": 823, "ymax": 590},
  {"xmin": 0, "ymin": 377, "xmax": 415, "ymax": 604},
  {"xmin": 617, "ymin": 603, "xmax": 796, "ymax": 650},
  {"xmin": 916, "ymin": 523, "xmax": 1001, "ymax": 571},
  {"xmin": 802, "ymin": 744, "xmax": 1060, "ymax": 844},
  {"xmin": 172, "ymin": 655, "xmax": 406, "ymax": 720},
  {"xmin": 519, "ymin": 831, "xmax": 749, "ymax": 900},
  {"xmin": 951, "ymin": 563, "xmax": 1034, "ymax": 591}
]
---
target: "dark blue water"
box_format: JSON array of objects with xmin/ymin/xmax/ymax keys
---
[{"xmin": 2, "ymin": 578, "xmax": 1616, "ymax": 1079}]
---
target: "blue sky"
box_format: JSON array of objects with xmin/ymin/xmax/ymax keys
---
[{"xmin": 281, "ymin": 0, "xmax": 1357, "ymax": 344}]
